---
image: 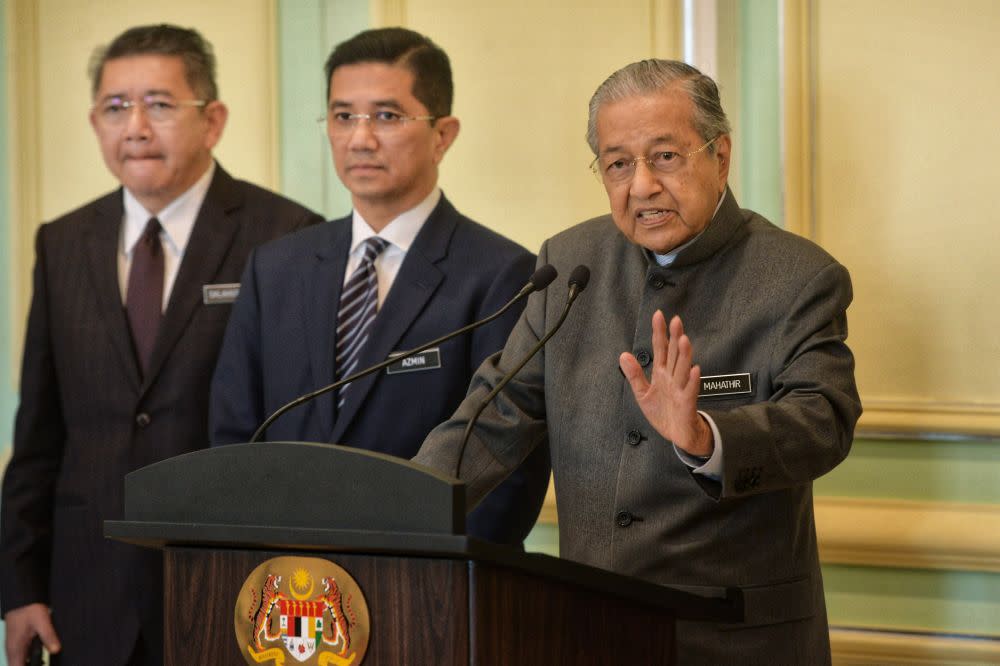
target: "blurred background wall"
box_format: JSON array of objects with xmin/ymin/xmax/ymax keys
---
[{"xmin": 2, "ymin": 1, "xmax": 999, "ymax": 663}]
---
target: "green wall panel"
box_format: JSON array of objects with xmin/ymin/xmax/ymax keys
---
[
  {"xmin": 277, "ymin": 0, "xmax": 368, "ymax": 218},
  {"xmin": 524, "ymin": 521, "xmax": 559, "ymax": 557},
  {"xmin": 527, "ymin": 521, "xmax": 1000, "ymax": 638},
  {"xmin": 824, "ymin": 564, "xmax": 1000, "ymax": 639},
  {"xmin": 815, "ymin": 437, "xmax": 1000, "ymax": 504},
  {"xmin": 738, "ymin": 0, "xmax": 782, "ymax": 228}
]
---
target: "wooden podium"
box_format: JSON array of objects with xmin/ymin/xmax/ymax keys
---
[{"xmin": 106, "ymin": 442, "xmax": 742, "ymax": 665}]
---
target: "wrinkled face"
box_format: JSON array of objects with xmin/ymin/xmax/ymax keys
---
[
  {"xmin": 89, "ymin": 54, "xmax": 226, "ymax": 214},
  {"xmin": 594, "ymin": 85, "xmax": 731, "ymax": 254},
  {"xmin": 326, "ymin": 62, "xmax": 458, "ymax": 222}
]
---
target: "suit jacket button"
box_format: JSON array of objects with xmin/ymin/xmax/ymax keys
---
[
  {"xmin": 615, "ymin": 510, "xmax": 634, "ymax": 527},
  {"xmin": 635, "ymin": 350, "xmax": 651, "ymax": 366},
  {"xmin": 135, "ymin": 412, "xmax": 151, "ymax": 428},
  {"xmin": 626, "ymin": 430, "xmax": 643, "ymax": 446}
]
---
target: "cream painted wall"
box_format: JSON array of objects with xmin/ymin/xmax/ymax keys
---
[
  {"xmin": 813, "ymin": 0, "xmax": 1000, "ymax": 435},
  {"xmin": 396, "ymin": 0, "xmax": 681, "ymax": 254}
]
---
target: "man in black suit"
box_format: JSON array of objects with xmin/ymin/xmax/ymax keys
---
[
  {"xmin": 210, "ymin": 28, "xmax": 549, "ymax": 546},
  {"xmin": 0, "ymin": 25, "xmax": 321, "ymax": 664}
]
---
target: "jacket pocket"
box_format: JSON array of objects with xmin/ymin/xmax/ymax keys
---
[{"xmin": 721, "ymin": 575, "xmax": 819, "ymax": 629}]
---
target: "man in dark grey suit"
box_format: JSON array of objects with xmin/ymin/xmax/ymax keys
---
[
  {"xmin": 0, "ymin": 25, "xmax": 321, "ymax": 664},
  {"xmin": 415, "ymin": 59, "xmax": 861, "ymax": 664},
  {"xmin": 210, "ymin": 28, "xmax": 549, "ymax": 546}
]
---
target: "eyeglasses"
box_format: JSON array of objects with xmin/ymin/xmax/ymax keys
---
[
  {"xmin": 93, "ymin": 95, "xmax": 208, "ymax": 126},
  {"xmin": 590, "ymin": 137, "xmax": 717, "ymax": 183},
  {"xmin": 322, "ymin": 111, "xmax": 436, "ymax": 134}
]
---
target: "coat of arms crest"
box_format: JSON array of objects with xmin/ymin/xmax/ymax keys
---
[{"xmin": 235, "ymin": 556, "xmax": 369, "ymax": 665}]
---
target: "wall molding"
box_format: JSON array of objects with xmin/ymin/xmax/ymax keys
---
[
  {"xmin": 538, "ymin": 476, "xmax": 557, "ymax": 525},
  {"xmin": 859, "ymin": 401, "xmax": 1000, "ymax": 439},
  {"xmin": 830, "ymin": 628, "xmax": 1000, "ymax": 665},
  {"xmin": 540, "ymin": 492, "xmax": 1000, "ymax": 573},
  {"xmin": 779, "ymin": 0, "xmax": 813, "ymax": 239},
  {"xmin": 780, "ymin": 0, "xmax": 1000, "ymax": 440},
  {"xmin": 815, "ymin": 496, "xmax": 1000, "ymax": 573},
  {"xmin": 7, "ymin": 0, "xmax": 40, "ymax": 368}
]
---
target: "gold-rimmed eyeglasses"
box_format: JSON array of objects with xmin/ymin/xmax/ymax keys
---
[
  {"xmin": 590, "ymin": 137, "xmax": 717, "ymax": 184},
  {"xmin": 321, "ymin": 111, "xmax": 436, "ymax": 134},
  {"xmin": 93, "ymin": 95, "xmax": 208, "ymax": 126}
]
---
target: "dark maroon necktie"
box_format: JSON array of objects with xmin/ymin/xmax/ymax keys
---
[{"xmin": 126, "ymin": 217, "xmax": 164, "ymax": 376}]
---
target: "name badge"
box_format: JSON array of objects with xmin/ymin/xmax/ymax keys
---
[
  {"xmin": 203, "ymin": 283, "xmax": 240, "ymax": 305},
  {"xmin": 386, "ymin": 348, "xmax": 442, "ymax": 375},
  {"xmin": 699, "ymin": 372, "xmax": 752, "ymax": 398}
]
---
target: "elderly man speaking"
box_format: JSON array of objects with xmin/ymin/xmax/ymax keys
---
[{"xmin": 415, "ymin": 59, "xmax": 861, "ymax": 665}]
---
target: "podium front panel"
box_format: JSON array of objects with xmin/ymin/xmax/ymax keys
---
[
  {"xmin": 161, "ymin": 546, "xmax": 677, "ymax": 665},
  {"xmin": 164, "ymin": 547, "xmax": 468, "ymax": 665}
]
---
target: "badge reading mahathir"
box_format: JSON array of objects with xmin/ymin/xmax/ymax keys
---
[{"xmin": 698, "ymin": 372, "xmax": 752, "ymax": 398}]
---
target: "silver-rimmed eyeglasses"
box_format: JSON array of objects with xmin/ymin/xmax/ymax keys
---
[
  {"xmin": 93, "ymin": 95, "xmax": 208, "ymax": 126},
  {"xmin": 322, "ymin": 111, "xmax": 436, "ymax": 134},
  {"xmin": 590, "ymin": 137, "xmax": 717, "ymax": 183}
]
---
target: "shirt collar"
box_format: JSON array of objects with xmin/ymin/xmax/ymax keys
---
[
  {"xmin": 122, "ymin": 161, "xmax": 215, "ymax": 256},
  {"xmin": 350, "ymin": 187, "xmax": 441, "ymax": 254}
]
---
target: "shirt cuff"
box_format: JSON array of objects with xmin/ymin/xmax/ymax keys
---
[{"xmin": 673, "ymin": 411, "xmax": 724, "ymax": 481}]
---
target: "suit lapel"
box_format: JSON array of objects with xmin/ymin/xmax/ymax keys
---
[
  {"xmin": 142, "ymin": 166, "xmax": 242, "ymax": 392},
  {"xmin": 329, "ymin": 197, "xmax": 454, "ymax": 443},
  {"xmin": 304, "ymin": 219, "xmax": 352, "ymax": 439},
  {"xmin": 82, "ymin": 191, "xmax": 143, "ymax": 391}
]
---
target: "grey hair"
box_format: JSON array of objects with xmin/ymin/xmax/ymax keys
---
[
  {"xmin": 88, "ymin": 24, "xmax": 218, "ymax": 101},
  {"xmin": 586, "ymin": 59, "xmax": 731, "ymax": 154}
]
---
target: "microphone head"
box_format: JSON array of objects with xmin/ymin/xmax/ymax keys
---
[
  {"xmin": 568, "ymin": 265, "xmax": 591, "ymax": 292},
  {"xmin": 529, "ymin": 264, "xmax": 558, "ymax": 291}
]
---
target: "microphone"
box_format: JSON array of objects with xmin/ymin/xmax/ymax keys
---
[
  {"xmin": 455, "ymin": 264, "xmax": 590, "ymax": 477},
  {"xmin": 248, "ymin": 264, "xmax": 558, "ymax": 443}
]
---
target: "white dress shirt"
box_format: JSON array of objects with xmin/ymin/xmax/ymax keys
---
[
  {"xmin": 118, "ymin": 162, "xmax": 215, "ymax": 310},
  {"xmin": 345, "ymin": 187, "xmax": 442, "ymax": 306}
]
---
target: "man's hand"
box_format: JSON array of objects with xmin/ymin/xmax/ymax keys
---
[
  {"xmin": 4, "ymin": 603, "xmax": 61, "ymax": 663},
  {"xmin": 620, "ymin": 310, "xmax": 713, "ymax": 457}
]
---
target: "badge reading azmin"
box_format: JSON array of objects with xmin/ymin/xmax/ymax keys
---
[
  {"xmin": 385, "ymin": 347, "xmax": 442, "ymax": 374},
  {"xmin": 234, "ymin": 556, "xmax": 370, "ymax": 665},
  {"xmin": 203, "ymin": 283, "xmax": 240, "ymax": 305}
]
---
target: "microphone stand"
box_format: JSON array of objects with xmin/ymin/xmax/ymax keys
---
[
  {"xmin": 455, "ymin": 266, "xmax": 590, "ymax": 477},
  {"xmin": 249, "ymin": 265, "xmax": 557, "ymax": 443}
]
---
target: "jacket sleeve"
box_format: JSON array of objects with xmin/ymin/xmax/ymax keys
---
[
  {"xmin": 416, "ymin": 244, "xmax": 552, "ymax": 526},
  {"xmin": 462, "ymin": 250, "xmax": 551, "ymax": 544},
  {"xmin": 208, "ymin": 248, "xmax": 266, "ymax": 445},
  {"xmin": 705, "ymin": 260, "xmax": 862, "ymax": 499},
  {"xmin": 0, "ymin": 226, "xmax": 65, "ymax": 613}
]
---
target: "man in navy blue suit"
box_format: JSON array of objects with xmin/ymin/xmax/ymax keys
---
[{"xmin": 210, "ymin": 28, "xmax": 549, "ymax": 545}]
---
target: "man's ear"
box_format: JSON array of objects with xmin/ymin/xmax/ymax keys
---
[
  {"xmin": 714, "ymin": 133, "xmax": 732, "ymax": 185},
  {"xmin": 202, "ymin": 100, "xmax": 229, "ymax": 151},
  {"xmin": 431, "ymin": 116, "xmax": 460, "ymax": 164}
]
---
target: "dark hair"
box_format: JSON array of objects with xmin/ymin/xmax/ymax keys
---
[
  {"xmin": 323, "ymin": 27, "xmax": 453, "ymax": 118},
  {"xmin": 88, "ymin": 24, "xmax": 218, "ymax": 101}
]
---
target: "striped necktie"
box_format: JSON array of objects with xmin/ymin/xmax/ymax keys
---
[
  {"xmin": 335, "ymin": 236, "xmax": 390, "ymax": 408},
  {"xmin": 126, "ymin": 217, "xmax": 164, "ymax": 377}
]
